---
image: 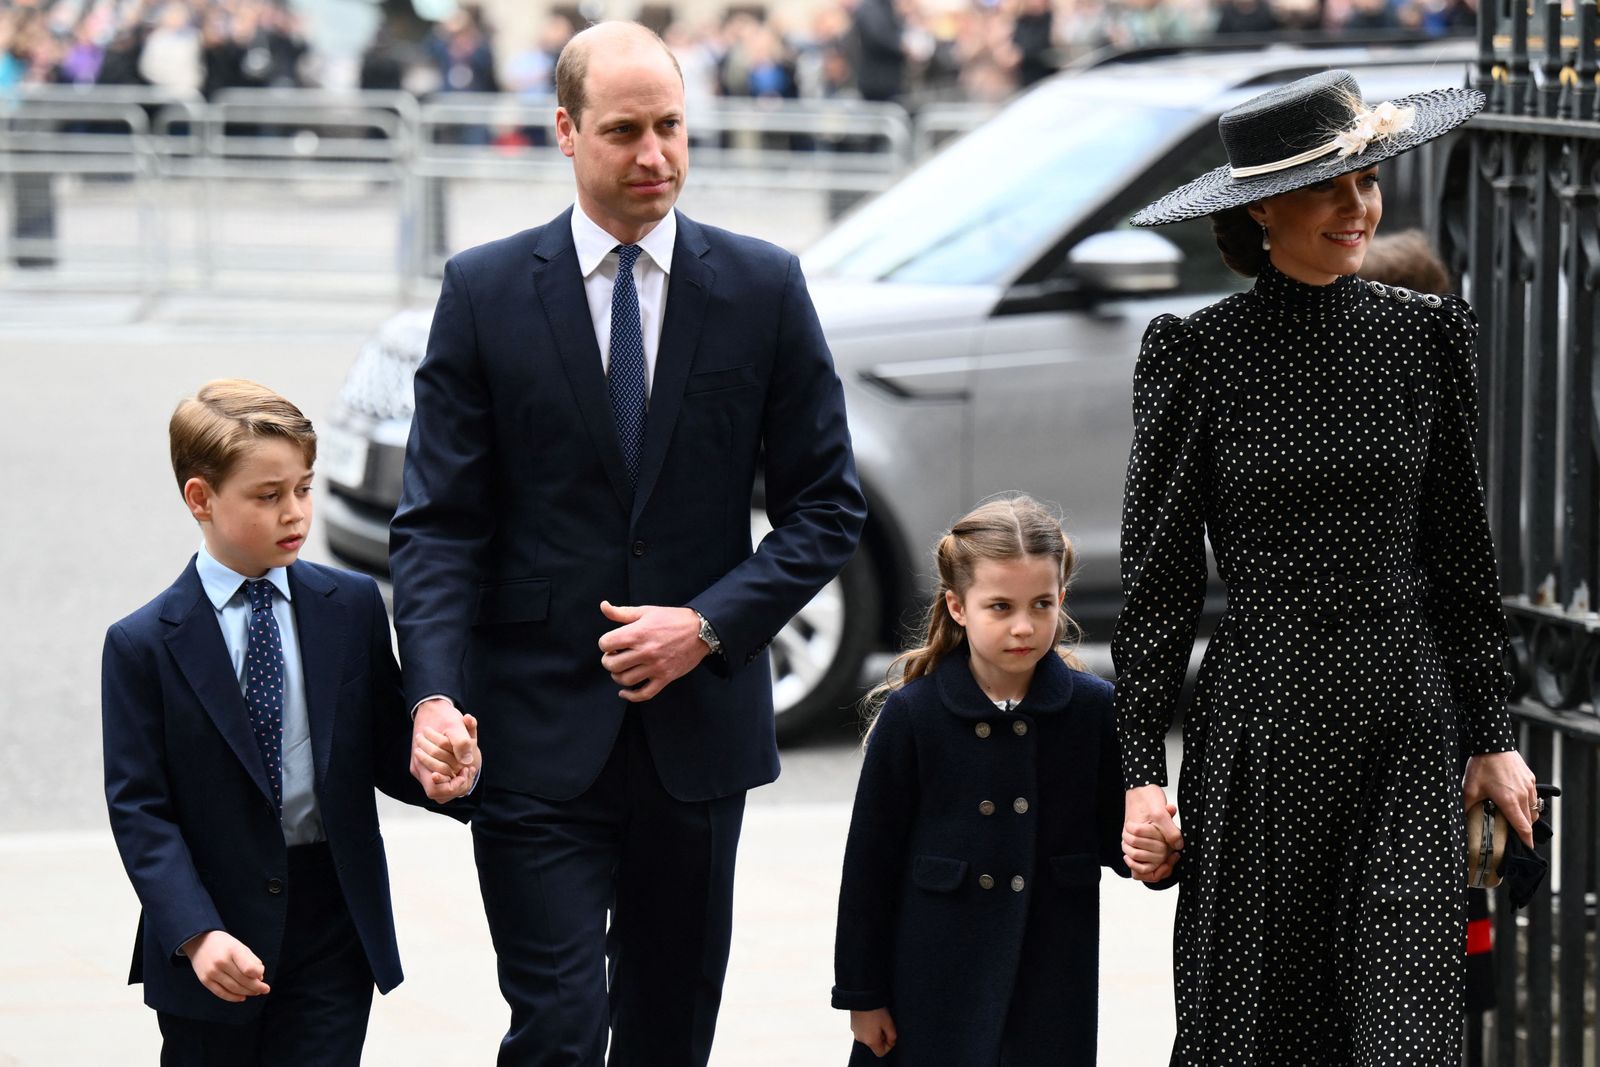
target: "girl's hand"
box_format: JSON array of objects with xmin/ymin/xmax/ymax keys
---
[{"xmin": 850, "ymin": 1007, "xmax": 898, "ymax": 1058}]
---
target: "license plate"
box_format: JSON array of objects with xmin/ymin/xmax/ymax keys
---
[{"xmin": 320, "ymin": 427, "xmax": 370, "ymax": 489}]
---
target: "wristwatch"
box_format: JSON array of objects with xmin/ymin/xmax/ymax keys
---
[{"xmin": 694, "ymin": 610, "xmax": 723, "ymax": 656}]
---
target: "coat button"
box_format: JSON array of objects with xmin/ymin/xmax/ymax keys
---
[
  {"xmin": 978, "ymin": 800, "xmax": 996, "ymax": 816},
  {"xmin": 266, "ymin": 878, "xmax": 283, "ymax": 895},
  {"xmin": 975, "ymin": 722, "xmax": 991, "ymax": 738},
  {"xmin": 978, "ymin": 874, "xmax": 995, "ymax": 890},
  {"xmin": 1012, "ymin": 720, "xmax": 1028, "ymax": 736},
  {"xmin": 1010, "ymin": 875, "xmax": 1025, "ymax": 892},
  {"xmin": 1013, "ymin": 797, "xmax": 1029, "ymax": 814},
  {"xmin": 631, "ymin": 540, "xmax": 647, "ymax": 557}
]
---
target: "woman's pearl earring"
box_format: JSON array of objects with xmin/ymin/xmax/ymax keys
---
[{"xmin": 1261, "ymin": 227, "xmax": 1271, "ymax": 251}]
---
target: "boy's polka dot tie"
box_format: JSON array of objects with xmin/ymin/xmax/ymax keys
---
[
  {"xmin": 243, "ymin": 578, "xmax": 284, "ymax": 815},
  {"xmin": 608, "ymin": 243, "xmax": 647, "ymax": 484}
]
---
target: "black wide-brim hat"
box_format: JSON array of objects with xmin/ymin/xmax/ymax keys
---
[{"xmin": 1131, "ymin": 69, "xmax": 1484, "ymax": 227}]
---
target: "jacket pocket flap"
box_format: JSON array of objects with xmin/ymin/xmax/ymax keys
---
[
  {"xmin": 911, "ymin": 854, "xmax": 968, "ymax": 892},
  {"xmin": 685, "ymin": 364, "xmax": 757, "ymax": 394},
  {"xmin": 473, "ymin": 578, "xmax": 551, "ymax": 626},
  {"xmin": 1050, "ymin": 854, "xmax": 1102, "ymax": 887}
]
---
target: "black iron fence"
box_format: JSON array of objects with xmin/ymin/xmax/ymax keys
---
[{"xmin": 1444, "ymin": 0, "xmax": 1600, "ymax": 1062}]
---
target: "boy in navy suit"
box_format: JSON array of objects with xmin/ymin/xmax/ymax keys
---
[{"xmin": 101, "ymin": 379, "xmax": 478, "ymax": 1066}]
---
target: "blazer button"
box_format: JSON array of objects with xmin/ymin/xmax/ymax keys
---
[
  {"xmin": 1012, "ymin": 720, "xmax": 1028, "ymax": 736},
  {"xmin": 978, "ymin": 874, "xmax": 995, "ymax": 890},
  {"xmin": 1013, "ymin": 797, "xmax": 1029, "ymax": 814},
  {"xmin": 266, "ymin": 878, "xmax": 284, "ymax": 895},
  {"xmin": 975, "ymin": 722, "xmax": 991, "ymax": 738},
  {"xmin": 631, "ymin": 540, "xmax": 647, "ymax": 557},
  {"xmin": 1011, "ymin": 875, "xmax": 1025, "ymax": 892},
  {"xmin": 978, "ymin": 800, "xmax": 996, "ymax": 816}
]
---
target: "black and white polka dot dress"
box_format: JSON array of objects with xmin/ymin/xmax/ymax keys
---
[{"xmin": 1112, "ymin": 261, "xmax": 1519, "ymax": 1065}]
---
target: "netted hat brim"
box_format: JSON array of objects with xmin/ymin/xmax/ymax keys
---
[{"xmin": 1131, "ymin": 87, "xmax": 1484, "ymax": 227}]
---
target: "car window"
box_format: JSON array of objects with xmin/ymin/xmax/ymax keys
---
[
  {"xmin": 802, "ymin": 93, "xmax": 1198, "ymax": 286},
  {"xmin": 1001, "ymin": 122, "xmax": 1243, "ymax": 299},
  {"xmin": 1106, "ymin": 127, "xmax": 1243, "ymax": 297}
]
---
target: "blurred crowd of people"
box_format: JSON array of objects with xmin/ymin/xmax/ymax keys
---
[
  {"xmin": 0, "ymin": 0, "xmax": 310, "ymax": 94},
  {"xmin": 2, "ymin": 0, "xmax": 1475, "ymax": 105}
]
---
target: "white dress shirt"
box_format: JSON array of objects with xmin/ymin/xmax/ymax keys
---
[
  {"xmin": 195, "ymin": 544, "xmax": 325, "ymax": 846},
  {"xmin": 570, "ymin": 201, "xmax": 676, "ymax": 396}
]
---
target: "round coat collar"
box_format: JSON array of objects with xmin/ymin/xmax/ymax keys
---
[{"xmin": 933, "ymin": 643, "xmax": 1078, "ymax": 721}]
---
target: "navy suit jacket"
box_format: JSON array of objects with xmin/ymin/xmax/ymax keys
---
[
  {"xmin": 389, "ymin": 208, "xmax": 866, "ymax": 803},
  {"xmin": 101, "ymin": 557, "xmax": 451, "ymax": 1023}
]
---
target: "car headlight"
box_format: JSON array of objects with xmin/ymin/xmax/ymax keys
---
[{"xmin": 337, "ymin": 309, "xmax": 432, "ymax": 422}]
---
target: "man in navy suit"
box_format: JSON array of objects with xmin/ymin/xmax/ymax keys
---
[
  {"xmin": 389, "ymin": 20, "xmax": 866, "ymax": 1066},
  {"xmin": 102, "ymin": 379, "xmax": 474, "ymax": 1067}
]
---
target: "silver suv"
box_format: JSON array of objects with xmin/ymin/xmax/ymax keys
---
[{"xmin": 319, "ymin": 40, "xmax": 1476, "ymax": 739}]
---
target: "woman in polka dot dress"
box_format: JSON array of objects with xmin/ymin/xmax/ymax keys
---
[{"xmin": 1113, "ymin": 70, "xmax": 1541, "ymax": 1065}]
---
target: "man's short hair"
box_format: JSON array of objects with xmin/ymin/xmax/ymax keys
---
[
  {"xmin": 555, "ymin": 22, "xmax": 683, "ymax": 131},
  {"xmin": 169, "ymin": 379, "xmax": 317, "ymax": 493}
]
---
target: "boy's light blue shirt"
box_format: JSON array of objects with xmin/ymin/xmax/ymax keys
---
[{"xmin": 195, "ymin": 544, "xmax": 325, "ymax": 846}]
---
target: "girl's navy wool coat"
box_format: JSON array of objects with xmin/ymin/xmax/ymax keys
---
[{"xmin": 833, "ymin": 648, "xmax": 1151, "ymax": 1065}]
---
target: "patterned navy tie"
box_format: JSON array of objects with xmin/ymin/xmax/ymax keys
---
[
  {"xmin": 608, "ymin": 243, "xmax": 648, "ymax": 484},
  {"xmin": 243, "ymin": 578, "xmax": 285, "ymax": 815}
]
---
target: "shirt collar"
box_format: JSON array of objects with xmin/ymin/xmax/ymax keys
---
[
  {"xmin": 570, "ymin": 201, "xmax": 676, "ymax": 280},
  {"xmin": 196, "ymin": 542, "xmax": 293, "ymax": 611}
]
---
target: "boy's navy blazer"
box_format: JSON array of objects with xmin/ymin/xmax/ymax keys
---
[
  {"xmin": 389, "ymin": 207, "xmax": 866, "ymax": 804},
  {"xmin": 102, "ymin": 556, "xmax": 447, "ymax": 1024}
]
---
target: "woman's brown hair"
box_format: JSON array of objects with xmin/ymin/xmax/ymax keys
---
[
  {"xmin": 864, "ymin": 495, "xmax": 1086, "ymax": 734},
  {"xmin": 1212, "ymin": 204, "xmax": 1269, "ymax": 277}
]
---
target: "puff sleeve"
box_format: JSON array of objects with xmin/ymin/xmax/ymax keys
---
[
  {"xmin": 1112, "ymin": 313, "xmax": 1211, "ymax": 789},
  {"xmin": 1421, "ymin": 296, "xmax": 1516, "ymax": 754}
]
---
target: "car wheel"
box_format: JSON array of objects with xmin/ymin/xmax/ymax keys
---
[{"xmin": 750, "ymin": 506, "xmax": 880, "ymax": 743}]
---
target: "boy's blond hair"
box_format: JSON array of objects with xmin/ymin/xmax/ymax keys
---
[{"xmin": 169, "ymin": 379, "xmax": 317, "ymax": 493}]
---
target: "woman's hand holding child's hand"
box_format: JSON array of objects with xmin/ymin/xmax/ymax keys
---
[
  {"xmin": 851, "ymin": 1007, "xmax": 898, "ymax": 1058},
  {"xmin": 1123, "ymin": 816, "xmax": 1178, "ymax": 879},
  {"xmin": 1123, "ymin": 785, "xmax": 1183, "ymax": 882}
]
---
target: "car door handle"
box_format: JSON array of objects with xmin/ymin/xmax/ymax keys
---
[{"xmin": 858, "ymin": 357, "xmax": 972, "ymax": 401}]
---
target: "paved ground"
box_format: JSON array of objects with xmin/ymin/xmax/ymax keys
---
[
  {"xmin": 0, "ymin": 301, "xmax": 1182, "ymax": 1064},
  {"xmin": 1, "ymin": 795, "xmax": 1180, "ymax": 1066}
]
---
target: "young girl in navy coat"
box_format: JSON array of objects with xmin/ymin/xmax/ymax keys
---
[{"xmin": 832, "ymin": 495, "xmax": 1176, "ymax": 1065}]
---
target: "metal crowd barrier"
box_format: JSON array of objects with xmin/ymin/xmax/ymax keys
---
[
  {"xmin": 0, "ymin": 86, "xmax": 201, "ymax": 315},
  {"xmin": 910, "ymin": 102, "xmax": 999, "ymax": 160},
  {"xmin": 0, "ymin": 86, "xmax": 983, "ymax": 315},
  {"xmin": 411, "ymin": 92, "xmax": 917, "ymax": 279}
]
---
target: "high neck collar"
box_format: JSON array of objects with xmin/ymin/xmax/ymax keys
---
[{"xmin": 1251, "ymin": 258, "xmax": 1361, "ymax": 313}]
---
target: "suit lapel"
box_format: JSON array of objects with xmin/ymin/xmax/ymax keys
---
[
  {"xmin": 161, "ymin": 562, "xmax": 275, "ymax": 807},
  {"xmin": 288, "ymin": 562, "xmax": 342, "ymax": 788},
  {"xmin": 632, "ymin": 211, "xmax": 714, "ymax": 522},
  {"xmin": 532, "ymin": 210, "xmax": 635, "ymax": 513}
]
